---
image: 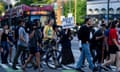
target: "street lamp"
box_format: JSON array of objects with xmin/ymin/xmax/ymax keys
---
[
  {"xmin": 2, "ymin": 12, "xmax": 5, "ymax": 16},
  {"xmin": 74, "ymin": 0, "xmax": 77, "ymax": 25},
  {"xmin": 107, "ymin": 0, "xmax": 110, "ymax": 24}
]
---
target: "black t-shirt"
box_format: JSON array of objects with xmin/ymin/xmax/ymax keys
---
[
  {"xmin": 1, "ymin": 32, "xmax": 8, "ymax": 41},
  {"xmin": 93, "ymin": 29, "xmax": 104, "ymax": 46},
  {"xmin": 29, "ymin": 29, "xmax": 42, "ymax": 48},
  {"xmin": 78, "ymin": 25, "xmax": 90, "ymax": 44}
]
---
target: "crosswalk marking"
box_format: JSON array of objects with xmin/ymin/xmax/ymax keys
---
[
  {"xmin": 0, "ymin": 63, "xmax": 22, "ymax": 72},
  {"xmin": 0, "ymin": 64, "xmax": 9, "ymax": 69},
  {"xmin": 8, "ymin": 63, "xmax": 21, "ymax": 69}
]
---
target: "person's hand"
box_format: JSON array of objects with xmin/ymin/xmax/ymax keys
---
[
  {"xmin": 106, "ymin": 46, "xmax": 109, "ymax": 52},
  {"xmin": 0, "ymin": 48, "xmax": 3, "ymax": 52},
  {"xmin": 118, "ymin": 45, "xmax": 120, "ymax": 51},
  {"xmin": 5, "ymin": 30, "xmax": 9, "ymax": 34}
]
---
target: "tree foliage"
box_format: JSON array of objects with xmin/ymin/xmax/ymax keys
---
[
  {"xmin": 64, "ymin": 0, "xmax": 86, "ymax": 25},
  {"xmin": 15, "ymin": 0, "xmax": 54, "ymax": 6},
  {"xmin": 0, "ymin": 2, "xmax": 5, "ymax": 16}
]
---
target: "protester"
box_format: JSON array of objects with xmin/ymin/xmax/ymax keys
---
[
  {"xmin": 22, "ymin": 21, "xmax": 43, "ymax": 72},
  {"xmin": 12, "ymin": 20, "xmax": 28, "ymax": 70},
  {"xmin": 8, "ymin": 27, "xmax": 14, "ymax": 62},
  {"xmin": 1, "ymin": 24, "xmax": 10, "ymax": 64},
  {"xmin": 60, "ymin": 28, "xmax": 75, "ymax": 66},
  {"xmin": 104, "ymin": 22, "xmax": 112, "ymax": 61},
  {"xmin": 92, "ymin": 24, "xmax": 106, "ymax": 72},
  {"xmin": 102, "ymin": 20, "xmax": 120, "ymax": 72},
  {"xmin": 76, "ymin": 17, "xmax": 97, "ymax": 72},
  {"xmin": 43, "ymin": 19, "xmax": 55, "ymax": 40}
]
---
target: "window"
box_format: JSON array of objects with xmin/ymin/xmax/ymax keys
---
[
  {"xmin": 117, "ymin": 8, "xmax": 120, "ymax": 14},
  {"xmin": 88, "ymin": 9, "xmax": 93, "ymax": 14},
  {"xmin": 101, "ymin": 8, "xmax": 106, "ymax": 14},
  {"xmin": 109, "ymin": 8, "xmax": 114, "ymax": 14},
  {"xmin": 94, "ymin": 8, "xmax": 99, "ymax": 14}
]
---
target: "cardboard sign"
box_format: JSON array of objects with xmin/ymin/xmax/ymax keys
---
[{"xmin": 62, "ymin": 17, "xmax": 74, "ymax": 29}]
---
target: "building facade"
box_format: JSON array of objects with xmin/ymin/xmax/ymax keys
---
[{"xmin": 87, "ymin": 0, "xmax": 120, "ymax": 23}]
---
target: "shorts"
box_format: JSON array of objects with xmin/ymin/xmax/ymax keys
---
[
  {"xmin": 30, "ymin": 47, "xmax": 41, "ymax": 55},
  {"xmin": 109, "ymin": 45, "xmax": 119, "ymax": 54}
]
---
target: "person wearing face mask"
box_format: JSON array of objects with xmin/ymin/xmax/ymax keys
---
[
  {"xmin": 12, "ymin": 19, "xmax": 28, "ymax": 70},
  {"xmin": 92, "ymin": 24, "xmax": 106, "ymax": 71},
  {"xmin": 60, "ymin": 28, "xmax": 75, "ymax": 66},
  {"xmin": 22, "ymin": 22, "xmax": 43, "ymax": 72},
  {"xmin": 76, "ymin": 17, "xmax": 97, "ymax": 72}
]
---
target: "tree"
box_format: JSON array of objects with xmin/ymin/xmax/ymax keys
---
[
  {"xmin": 0, "ymin": 2, "xmax": 5, "ymax": 16},
  {"xmin": 63, "ymin": 0, "xmax": 86, "ymax": 25},
  {"xmin": 15, "ymin": 0, "xmax": 54, "ymax": 6},
  {"xmin": 76, "ymin": 0, "xmax": 86, "ymax": 25}
]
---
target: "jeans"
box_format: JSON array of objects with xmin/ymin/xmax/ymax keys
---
[
  {"xmin": 1, "ymin": 41, "xmax": 9, "ymax": 63},
  {"xmin": 13, "ymin": 45, "xmax": 26, "ymax": 68},
  {"xmin": 76, "ymin": 43, "xmax": 94, "ymax": 70},
  {"xmin": 93, "ymin": 46, "xmax": 102, "ymax": 64}
]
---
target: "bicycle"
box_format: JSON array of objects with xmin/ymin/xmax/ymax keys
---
[
  {"xmin": 41, "ymin": 39, "xmax": 61, "ymax": 69},
  {"xmin": 20, "ymin": 39, "xmax": 62, "ymax": 69},
  {"xmin": 20, "ymin": 47, "xmax": 34, "ymax": 68}
]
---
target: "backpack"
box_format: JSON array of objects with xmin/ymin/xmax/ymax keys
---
[
  {"xmin": 77, "ymin": 27, "xmax": 82, "ymax": 40},
  {"xmin": 15, "ymin": 26, "xmax": 20, "ymax": 40}
]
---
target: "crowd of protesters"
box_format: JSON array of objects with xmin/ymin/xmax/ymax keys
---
[
  {"xmin": 76, "ymin": 18, "xmax": 120, "ymax": 72},
  {"xmin": 0, "ymin": 17, "xmax": 120, "ymax": 72}
]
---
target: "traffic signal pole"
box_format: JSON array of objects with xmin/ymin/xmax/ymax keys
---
[{"xmin": 107, "ymin": 0, "xmax": 110, "ymax": 24}]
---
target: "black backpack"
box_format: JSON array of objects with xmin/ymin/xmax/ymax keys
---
[
  {"xmin": 77, "ymin": 26, "xmax": 83, "ymax": 40},
  {"xmin": 15, "ymin": 26, "xmax": 20, "ymax": 40}
]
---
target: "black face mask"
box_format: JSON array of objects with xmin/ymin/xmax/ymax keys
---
[
  {"xmin": 89, "ymin": 26, "xmax": 93, "ymax": 29},
  {"xmin": 33, "ymin": 27, "xmax": 37, "ymax": 30}
]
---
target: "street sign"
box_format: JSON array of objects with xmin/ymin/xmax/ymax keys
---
[
  {"xmin": 54, "ymin": 2, "xmax": 58, "ymax": 10},
  {"xmin": 68, "ymin": 13, "xmax": 73, "ymax": 17},
  {"xmin": 62, "ymin": 17, "xmax": 75, "ymax": 29}
]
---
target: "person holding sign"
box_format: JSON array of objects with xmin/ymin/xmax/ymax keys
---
[{"xmin": 60, "ymin": 28, "xmax": 75, "ymax": 66}]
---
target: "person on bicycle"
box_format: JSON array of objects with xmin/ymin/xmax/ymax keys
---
[
  {"xmin": 43, "ymin": 19, "xmax": 55, "ymax": 41},
  {"xmin": 22, "ymin": 21, "xmax": 43, "ymax": 72}
]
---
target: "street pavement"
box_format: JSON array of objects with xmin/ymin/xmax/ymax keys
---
[{"xmin": 0, "ymin": 36, "xmax": 116, "ymax": 72}]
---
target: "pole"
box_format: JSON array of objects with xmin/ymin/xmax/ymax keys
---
[
  {"xmin": 69, "ymin": 0, "xmax": 71, "ymax": 13},
  {"xmin": 7, "ymin": 0, "xmax": 12, "ymax": 26},
  {"xmin": 61, "ymin": 0, "xmax": 64, "ymax": 15},
  {"xmin": 107, "ymin": 0, "xmax": 110, "ymax": 24},
  {"xmin": 74, "ymin": 0, "xmax": 77, "ymax": 25}
]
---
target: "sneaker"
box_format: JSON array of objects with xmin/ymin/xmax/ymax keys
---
[
  {"xmin": 76, "ymin": 68, "xmax": 84, "ymax": 72},
  {"xmin": 12, "ymin": 66, "xmax": 18, "ymax": 70},
  {"xmin": 34, "ymin": 65, "xmax": 38, "ymax": 70},
  {"xmin": 106, "ymin": 65, "xmax": 112, "ymax": 70},
  {"xmin": 21, "ymin": 66, "xmax": 26, "ymax": 71},
  {"xmin": 93, "ymin": 67, "xmax": 98, "ymax": 72},
  {"xmin": 38, "ymin": 68, "xmax": 44, "ymax": 72}
]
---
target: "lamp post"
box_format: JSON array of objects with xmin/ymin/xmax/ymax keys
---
[
  {"xmin": 74, "ymin": 0, "xmax": 77, "ymax": 25},
  {"xmin": 107, "ymin": 0, "xmax": 110, "ymax": 24}
]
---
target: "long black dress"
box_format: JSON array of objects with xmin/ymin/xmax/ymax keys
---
[{"xmin": 60, "ymin": 29, "xmax": 75, "ymax": 65}]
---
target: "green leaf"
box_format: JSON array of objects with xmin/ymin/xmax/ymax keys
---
[{"xmin": 63, "ymin": 0, "xmax": 86, "ymax": 25}]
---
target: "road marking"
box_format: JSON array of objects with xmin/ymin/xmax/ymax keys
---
[
  {"xmin": 0, "ymin": 64, "xmax": 9, "ymax": 69},
  {"xmin": 62, "ymin": 69, "xmax": 77, "ymax": 72},
  {"xmin": 0, "ymin": 63, "xmax": 22, "ymax": 72}
]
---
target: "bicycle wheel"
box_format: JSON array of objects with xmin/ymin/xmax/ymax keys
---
[
  {"xmin": 46, "ymin": 50, "xmax": 61, "ymax": 69},
  {"xmin": 20, "ymin": 51, "xmax": 33, "ymax": 68}
]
